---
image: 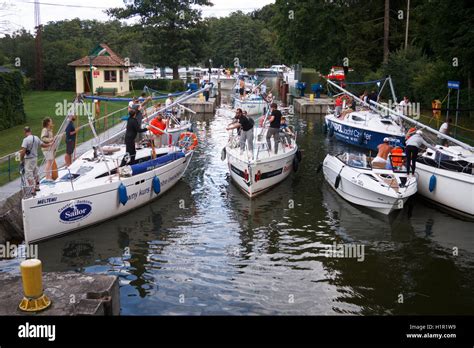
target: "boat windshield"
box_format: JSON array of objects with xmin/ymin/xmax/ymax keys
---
[{"xmin": 337, "ymin": 153, "xmax": 370, "ymax": 169}]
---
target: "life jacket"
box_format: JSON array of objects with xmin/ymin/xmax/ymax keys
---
[{"xmin": 391, "ymin": 147, "xmax": 404, "ymax": 167}]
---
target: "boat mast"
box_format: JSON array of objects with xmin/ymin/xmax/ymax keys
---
[{"xmin": 325, "ymin": 77, "xmax": 474, "ymax": 151}]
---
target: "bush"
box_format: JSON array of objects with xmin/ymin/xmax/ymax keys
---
[
  {"xmin": 130, "ymin": 79, "xmax": 170, "ymax": 92},
  {"xmin": 0, "ymin": 69, "xmax": 26, "ymax": 131},
  {"xmin": 169, "ymin": 79, "xmax": 185, "ymax": 92}
]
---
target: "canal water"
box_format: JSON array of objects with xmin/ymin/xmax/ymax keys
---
[
  {"xmin": 1, "ymin": 97, "xmax": 473, "ymax": 315},
  {"xmin": 29, "ymin": 110, "xmax": 474, "ymax": 315}
]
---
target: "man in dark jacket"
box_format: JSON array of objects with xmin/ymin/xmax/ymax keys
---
[{"xmin": 122, "ymin": 109, "xmax": 148, "ymax": 166}]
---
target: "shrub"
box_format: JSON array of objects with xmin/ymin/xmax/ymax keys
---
[{"xmin": 0, "ymin": 69, "xmax": 26, "ymax": 131}]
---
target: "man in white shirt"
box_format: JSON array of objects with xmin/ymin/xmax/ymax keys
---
[
  {"xmin": 438, "ymin": 118, "xmax": 452, "ymax": 145},
  {"xmin": 397, "ymin": 96, "xmax": 410, "ymax": 115}
]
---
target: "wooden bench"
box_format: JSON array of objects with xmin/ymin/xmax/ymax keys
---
[{"xmin": 96, "ymin": 87, "xmax": 117, "ymax": 96}]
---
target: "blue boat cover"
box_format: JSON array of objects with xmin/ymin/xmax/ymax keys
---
[{"xmin": 131, "ymin": 152, "xmax": 185, "ymax": 176}]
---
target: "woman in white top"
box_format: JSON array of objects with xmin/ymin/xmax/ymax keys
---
[{"xmin": 40, "ymin": 117, "xmax": 55, "ymax": 180}]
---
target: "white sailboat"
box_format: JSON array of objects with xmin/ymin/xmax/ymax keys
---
[
  {"xmin": 415, "ymin": 145, "xmax": 474, "ymax": 219},
  {"xmin": 21, "ymin": 87, "xmax": 209, "ymax": 243},
  {"xmin": 322, "ymin": 153, "xmax": 418, "ymax": 214}
]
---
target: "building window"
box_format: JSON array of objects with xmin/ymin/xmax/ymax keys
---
[
  {"xmin": 119, "ymin": 70, "xmax": 123, "ymax": 82},
  {"xmin": 104, "ymin": 70, "xmax": 117, "ymax": 82}
]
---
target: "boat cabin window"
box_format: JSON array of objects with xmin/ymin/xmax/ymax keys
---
[
  {"xmin": 59, "ymin": 166, "xmax": 94, "ymax": 182},
  {"xmin": 351, "ymin": 115, "xmax": 366, "ymax": 122},
  {"xmin": 380, "ymin": 119, "xmax": 393, "ymax": 125}
]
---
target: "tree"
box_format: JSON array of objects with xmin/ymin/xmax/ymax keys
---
[{"xmin": 107, "ymin": 0, "xmax": 213, "ymax": 79}]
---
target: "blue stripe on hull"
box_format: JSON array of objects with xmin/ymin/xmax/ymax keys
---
[{"xmin": 327, "ymin": 120, "xmax": 405, "ymax": 151}]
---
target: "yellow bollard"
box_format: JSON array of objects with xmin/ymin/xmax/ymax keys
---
[
  {"xmin": 19, "ymin": 259, "xmax": 51, "ymax": 312},
  {"xmin": 310, "ymin": 94, "xmax": 314, "ymax": 102}
]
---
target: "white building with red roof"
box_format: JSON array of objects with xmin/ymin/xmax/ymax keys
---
[{"xmin": 68, "ymin": 43, "xmax": 130, "ymax": 96}]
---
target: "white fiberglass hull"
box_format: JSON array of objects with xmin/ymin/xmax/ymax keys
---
[
  {"xmin": 323, "ymin": 154, "xmax": 417, "ymax": 215},
  {"xmin": 415, "ymin": 162, "xmax": 474, "ymax": 219},
  {"xmin": 232, "ymin": 97, "xmax": 266, "ymax": 116},
  {"xmin": 22, "ymin": 151, "xmax": 193, "ymax": 243},
  {"xmin": 226, "ymin": 146, "xmax": 297, "ymax": 198}
]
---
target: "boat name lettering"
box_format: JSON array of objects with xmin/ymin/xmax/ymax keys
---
[{"xmin": 37, "ymin": 197, "xmax": 57, "ymax": 205}]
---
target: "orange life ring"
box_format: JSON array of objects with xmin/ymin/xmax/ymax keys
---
[
  {"xmin": 341, "ymin": 94, "xmax": 352, "ymax": 105},
  {"xmin": 178, "ymin": 132, "xmax": 198, "ymax": 151},
  {"xmin": 391, "ymin": 147, "xmax": 404, "ymax": 167}
]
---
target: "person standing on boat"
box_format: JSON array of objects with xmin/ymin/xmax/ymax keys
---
[
  {"xmin": 260, "ymin": 84, "xmax": 267, "ymax": 99},
  {"xmin": 40, "ymin": 117, "xmax": 55, "ymax": 181},
  {"xmin": 122, "ymin": 109, "xmax": 148, "ymax": 166},
  {"xmin": 405, "ymin": 130, "xmax": 436, "ymax": 176},
  {"xmin": 438, "ymin": 118, "xmax": 452, "ymax": 146},
  {"xmin": 266, "ymin": 103, "xmax": 282, "ymax": 154},
  {"xmin": 20, "ymin": 126, "xmax": 50, "ymax": 195},
  {"xmin": 239, "ymin": 78, "xmax": 246, "ymax": 100},
  {"xmin": 371, "ymin": 137, "xmax": 393, "ymax": 169},
  {"xmin": 130, "ymin": 95, "xmax": 152, "ymax": 142},
  {"xmin": 65, "ymin": 114, "xmax": 77, "ymax": 167},
  {"xmin": 280, "ymin": 117, "xmax": 294, "ymax": 147},
  {"xmin": 227, "ymin": 108, "xmax": 254, "ymax": 156},
  {"xmin": 165, "ymin": 94, "xmax": 175, "ymax": 118},
  {"xmin": 397, "ymin": 96, "xmax": 410, "ymax": 116},
  {"xmin": 149, "ymin": 114, "xmax": 168, "ymax": 148}
]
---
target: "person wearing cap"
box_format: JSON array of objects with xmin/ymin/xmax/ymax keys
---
[
  {"xmin": 20, "ymin": 127, "xmax": 50, "ymax": 195},
  {"xmin": 405, "ymin": 130, "xmax": 437, "ymax": 175},
  {"xmin": 371, "ymin": 137, "xmax": 393, "ymax": 168},
  {"xmin": 65, "ymin": 114, "xmax": 78, "ymax": 167}
]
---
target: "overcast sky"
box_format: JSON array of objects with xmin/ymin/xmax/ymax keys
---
[{"xmin": 1, "ymin": 0, "xmax": 275, "ymax": 35}]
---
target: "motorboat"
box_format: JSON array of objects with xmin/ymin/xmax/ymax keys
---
[
  {"xmin": 232, "ymin": 94, "xmax": 267, "ymax": 116},
  {"xmin": 415, "ymin": 145, "xmax": 474, "ymax": 220},
  {"xmin": 255, "ymin": 64, "xmax": 293, "ymax": 77},
  {"xmin": 322, "ymin": 153, "xmax": 417, "ymax": 215},
  {"xmin": 223, "ymin": 112, "xmax": 301, "ymax": 197},
  {"xmin": 325, "ymin": 109, "xmax": 406, "ymax": 151}
]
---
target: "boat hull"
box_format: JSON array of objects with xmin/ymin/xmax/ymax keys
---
[
  {"xmin": 232, "ymin": 96, "xmax": 266, "ymax": 116},
  {"xmin": 326, "ymin": 116, "xmax": 405, "ymax": 151},
  {"xmin": 22, "ymin": 152, "xmax": 193, "ymax": 243},
  {"xmin": 322, "ymin": 155, "xmax": 416, "ymax": 215},
  {"xmin": 415, "ymin": 161, "xmax": 474, "ymax": 220},
  {"xmin": 227, "ymin": 149, "xmax": 296, "ymax": 198}
]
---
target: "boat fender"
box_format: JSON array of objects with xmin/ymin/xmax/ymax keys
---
[
  {"xmin": 152, "ymin": 175, "xmax": 161, "ymax": 194},
  {"xmin": 118, "ymin": 183, "xmax": 128, "ymax": 206},
  {"xmin": 293, "ymin": 156, "xmax": 299, "ymax": 172},
  {"xmin": 334, "ymin": 166, "xmax": 345, "ymax": 190},
  {"xmin": 358, "ymin": 131, "xmax": 365, "ymax": 145},
  {"xmin": 429, "ymin": 174, "xmax": 436, "ymax": 192},
  {"xmin": 328, "ymin": 123, "xmax": 334, "ymax": 137},
  {"xmin": 296, "ymin": 149, "xmax": 302, "ymax": 162},
  {"xmin": 221, "ymin": 147, "xmax": 226, "ymax": 161}
]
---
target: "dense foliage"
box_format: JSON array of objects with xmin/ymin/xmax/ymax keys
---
[
  {"xmin": 0, "ymin": 69, "xmax": 26, "ymax": 131},
  {"xmin": 0, "ymin": 0, "xmax": 472, "ymax": 112}
]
